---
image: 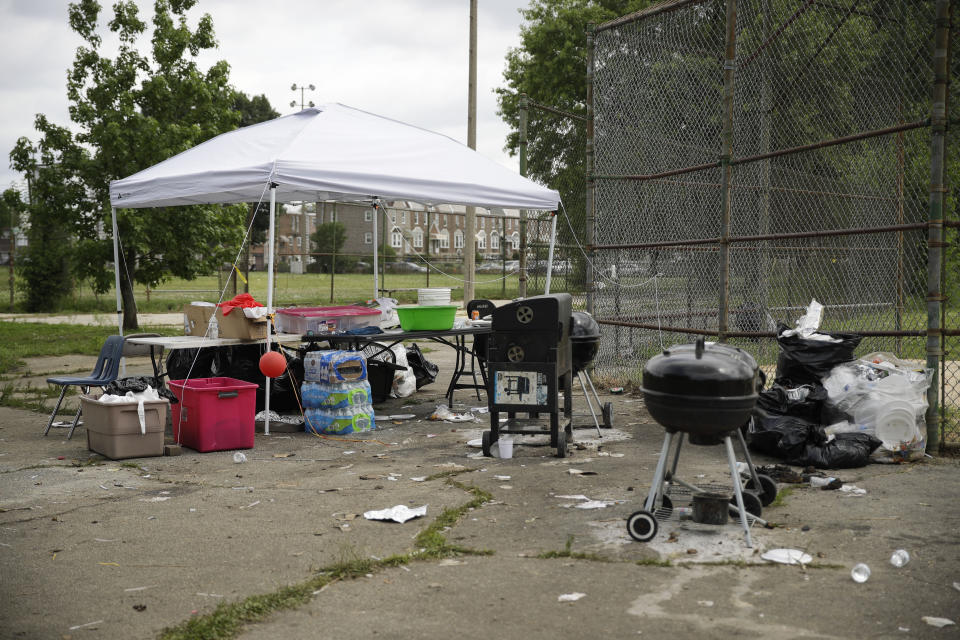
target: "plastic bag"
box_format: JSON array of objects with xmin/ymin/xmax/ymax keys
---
[
  {"xmin": 822, "ymin": 354, "xmax": 931, "ymax": 462},
  {"xmin": 795, "ymin": 432, "xmax": 882, "ymax": 469},
  {"xmin": 388, "ymin": 343, "xmax": 416, "ymax": 398},
  {"xmin": 748, "ymin": 415, "xmax": 826, "ymax": 461},
  {"xmin": 775, "ymin": 323, "xmax": 862, "ymax": 387},
  {"xmin": 755, "ymin": 384, "xmax": 827, "ymax": 424},
  {"xmin": 375, "ymin": 297, "xmax": 400, "ymax": 330},
  {"xmin": 406, "ymin": 343, "xmax": 439, "ymax": 389},
  {"xmin": 104, "ymin": 376, "xmax": 178, "ymax": 404}
]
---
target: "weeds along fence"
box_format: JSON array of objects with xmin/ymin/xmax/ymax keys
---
[{"xmin": 587, "ymin": 0, "xmax": 956, "ymax": 448}]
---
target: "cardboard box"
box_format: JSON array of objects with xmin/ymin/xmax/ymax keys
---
[
  {"xmin": 183, "ymin": 303, "xmax": 218, "ymax": 337},
  {"xmin": 215, "ymin": 307, "xmax": 268, "ymax": 339},
  {"xmin": 183, "ymin": 304, "xmax": 268, "ymax": 339},
  {"xmin": 82, "ymin": 395, "xmax": 169, "ymax": 460}
]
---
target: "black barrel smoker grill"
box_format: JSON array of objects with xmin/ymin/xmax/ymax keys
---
[
  {"xmin": 482, "ymin": 294, "xmax": 574, "ymax": 457},
  {"xmin": 627, "ymin": 338, "xmax": 778, "ymax": 548}
]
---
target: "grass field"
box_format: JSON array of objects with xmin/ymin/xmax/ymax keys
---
[{"xmin": 17, "ymin": 271, "xmax": 560, "ymax": 314}]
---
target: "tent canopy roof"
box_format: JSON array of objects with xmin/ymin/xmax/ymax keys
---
[{"xmin": 110, "ymin": 104, "xmax": 559, "ymax": 211}]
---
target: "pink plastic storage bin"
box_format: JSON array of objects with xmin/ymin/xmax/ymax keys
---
[
  {"xmin": 275, "ymin": 305, "xmax": 380, "ymax": 335},
  {"xmin": 168, "ymin": 377, "xmax": 258, "ymax": 452}
]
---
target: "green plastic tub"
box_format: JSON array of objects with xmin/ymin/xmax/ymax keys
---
[{"xmin": 396, "ymin": 305, "xmax": 458, "ymax": 331}]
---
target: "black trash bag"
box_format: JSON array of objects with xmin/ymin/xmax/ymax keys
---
[
  {"xmin": 794, "ymin": 432, "xmax": 882, "ymax": 469},
  {"xmin": 406, "ymin": 343, "xmax": 439, "ymax": 389},
  {"xmin": 103, "ymin": 376, "xmax": 178, "ymax": 404},
  {"xmin": 748, "ymin": 415, "xmax": 827, "ymax": 461},
  {"xmin": 165, "ymin": 347, "xmax": 223, "ymax": 381},
  {"xmin": 774, "ymin": 323, "xmax": 862, "ymax": 387},
  {"xmin": 220, "ymin": 345, "xmax": 303, "ymax": 413},
  {"xmin": 755, "ymin": 384, "xmax": 827, "ymax": 423}
]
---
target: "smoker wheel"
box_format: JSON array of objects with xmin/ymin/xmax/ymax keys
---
[
  {"xmin": 506, "ymin": 344, "xmax": 525, "ymax": 362},
  {"xmin": 627, "ymin": 510, "xmax": 658, "ymax": 542},
  {"xmin": 516, "ymin": 305, "xmax": 534, "ymax": 324},
  {"xmin": 745, "ymin": 474, "xmax": 778, "ymax": 507},
  {"xmin": 602, "ymin": 402, "xmax": 614, "ymax": 429},
  {"xmin": 729, "ymin": 491, "xmax": 763, "ymax": 518}
]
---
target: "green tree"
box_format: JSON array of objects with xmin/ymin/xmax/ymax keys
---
[
  {"xmin": 9, "ymin": 0, "xmax": 247, "ymax": 328},
  {"xmin": 311, "ymin": 221, "xmax": 353, "ymax": 273},
  {"xmin": 233, "ymin": 92, "xmax": 280, "ymax": 128}
]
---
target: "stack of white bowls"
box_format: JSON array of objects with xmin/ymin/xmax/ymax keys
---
[{"xmin": 418, "ymin": 288, "xmax": 452, "ymax": 306}]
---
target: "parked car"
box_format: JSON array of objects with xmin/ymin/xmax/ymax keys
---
[
  {"xmin": 387, "ymin": 260, "xmax": 428, "ymax": 273},
  {"xmin": 504, "ymin": 260, "xmax": 519, "ymax": 272},
  {"xmin": 476, "ymin": 261, "xmax": 502, "ymax": 273}
]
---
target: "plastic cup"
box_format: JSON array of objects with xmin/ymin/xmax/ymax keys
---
[{"xmin": 491, "ymin": 438, "xmax": 513, "ymax": 459}]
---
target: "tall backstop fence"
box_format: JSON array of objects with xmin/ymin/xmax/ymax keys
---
[
  {"xmin": 519, "ymin": 97, "xmax": 590, "ymax": 310},
  {"xmin": 587, "ymin": 0, "xmax": 956, "ymax": 449}
]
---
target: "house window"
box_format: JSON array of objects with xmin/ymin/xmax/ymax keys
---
[
  {"xmin": 413, "ymin": 227, "xmax": 423, "ymax": 248},
  {"xmin": 391, "ymin": 230, "xmax": 403, "ymax": 248},
  {"xmin": 454, "ymin": 229, "xmax": 464, "ymax": 249},
  {"xmin": 401, "ymin": 211, "xmax": 407, "ymax": 224},
  {"xmin": 440, "ymin": 231, "xmax": 450, "ymax": 249},
  {"xmin": 480, "ymin": 217, "xmax": 485, "ymax": 229},
  {"xmin": 414, "ymin": 211, "xmax": 419, "ymax": 224},
  {"xmin": 443, "ymin": 214, "xmax": 447, "ymax": 225},
  {"xmin": 296, "ymin": 236, "xmax": 302, "ymax": 249},
  {"xmin": 490, "ymin": 231, "xmax": 499, "ymax": 250},
  {"xmin": 476, "ymin": 231, "xmax": 486, "ymax": 250},
  {"xmin": 291, "ymin": 215, "xmax": 299, "ymax": 233},
  {"xmin": 365, "ymin": 209, "xmax": 373, "ymax": 222},
  {"xmin": 456, "ymin": 215, "xmax": 460, "ymax": 227},
  {"xmin": 364, "ymin": 232, "xmax": 373, "ymax": 244},
  {"xmin": 511, "ymin": 232, "xmax": 520, "ymax": 250},
  {"xmin": 391, "ymin": 212, "xmax": 396, "ymax": 223}
]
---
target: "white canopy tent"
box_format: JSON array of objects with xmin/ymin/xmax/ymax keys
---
[{"xmin": 109, "ymin": 103, "xmax": 560, "ymax": 432}]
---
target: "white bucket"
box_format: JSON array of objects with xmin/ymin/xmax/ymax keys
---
[{"xmin": 418, "ymin": 288, "xmax": 452, "ymax": 306}]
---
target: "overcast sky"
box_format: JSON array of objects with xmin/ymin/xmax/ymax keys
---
[{"xmin": 0, "ymin": 0, "xmax": 531, "ymax": 192}]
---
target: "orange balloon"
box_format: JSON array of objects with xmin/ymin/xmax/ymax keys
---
[{"xmin": 259, "ymin": 351, "xmax": 287, "ymax": 378}]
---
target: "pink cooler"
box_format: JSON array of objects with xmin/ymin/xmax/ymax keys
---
[
  {"xmin": 168, "ymin": 377, "xmax": 258, "ymax": 452},
  {"xmin": 275, "ymin": 305, "xmax": 381, "ymax": 335}
]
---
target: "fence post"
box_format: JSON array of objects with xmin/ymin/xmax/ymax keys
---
[
  {"xmin": 926, "ymin": 0, "xmax": 951, "ymax": 452},
  {"xmin": 519, "ymin": 93, "xmax": 529, "ymax": 299},
  {"xmin": 585, "ymin": 23, "xmax": 596, "ymax": 316},
  {"xmin": 717, "ymin": 0, "xmax": 738, "ymax": 343}
]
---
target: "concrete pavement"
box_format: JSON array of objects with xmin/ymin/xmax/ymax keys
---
[{"xmin": 1, "ymin": 343, "xmax": 958, "ymax": 639}]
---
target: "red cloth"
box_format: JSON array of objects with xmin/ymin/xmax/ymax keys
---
[{"xmin": 217, "ymin": 293, "xmax": 264, "ymax": 316}]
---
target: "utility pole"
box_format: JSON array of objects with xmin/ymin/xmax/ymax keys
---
[
  {"xmin": 464, "ymin": 0, "xmax": 478, "ymax": 304},
  {"xmin": 291, "ymin": 83, "xmax": 316, "ymax": 275}
]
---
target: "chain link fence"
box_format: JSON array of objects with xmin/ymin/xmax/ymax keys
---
[
  {"xmin": 589, "ymin": 0, "xmax": 956, "ymax": 448},
  {"xmin": 519, "ymin": 99, "xmax": 589, "ymax": 309}
]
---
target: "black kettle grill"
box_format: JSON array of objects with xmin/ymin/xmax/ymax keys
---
[
  {"xmin": 570, "ymin": 311, "xmax": 613, "ymax": 432},
  {"xmin": 626, "ymin": 337, "xmax": 778, "ymax": 548}
]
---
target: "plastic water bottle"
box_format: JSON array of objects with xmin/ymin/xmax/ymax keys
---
[
  {"xmin": 890, "ymin": 549, "xmax": 910, "ymax": 567},
  {"xmin": 809, "ymin": 476, "xmax": 836, "ymax": 488},
  {"xmin": 851, "ymin": 563, "xmax": 871, "ymax": 583},
  {"xmin": 233, "ymin": 452, "xmax": 247, "ymax": 464}
]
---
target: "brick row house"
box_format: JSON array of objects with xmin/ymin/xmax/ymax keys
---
[{"xmin": 249, "ymin": 200, "xmax": 522, "ymax": 270}]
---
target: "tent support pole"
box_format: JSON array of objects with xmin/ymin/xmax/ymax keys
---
[
  {"xmin": 545, "ymin": 211, "xmax": 558, "ymax": 294},
  {"xmin": 373, "ymin": 198, "xmax": 380, "ymax": 300},
  {"xmin": 264, "ymin": 185, "xmax": 277, "ymax": 436},
  {"xmin": 111, "ymin": 207, "xmax": 126, "ymax": 374}
]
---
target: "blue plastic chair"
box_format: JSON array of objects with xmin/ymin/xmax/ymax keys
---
[{"xmin": 44, "ymin": 335, "xmax": 126, "ymax": 439}]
